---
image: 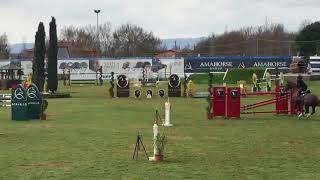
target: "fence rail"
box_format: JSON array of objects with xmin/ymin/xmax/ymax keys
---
[{"xmin": 0, "ymin": 94, "xmax": 11, "ymax": 107}]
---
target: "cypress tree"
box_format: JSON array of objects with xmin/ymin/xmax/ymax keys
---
[
  {"xmin": 48, "ymin": 17, "xmax": 58, "ymax": 92},
  {"xmin": 33, "ymin": 22, "xmax": 46, "ymax": 92}
]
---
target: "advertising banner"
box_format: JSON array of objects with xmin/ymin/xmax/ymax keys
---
[
  {"xmin": 184, "ymin": 56, "xmax": 292, "ymax": 73},
  {"xmin": 57, "ymin": 59, "xmax": 94, "ymax": 74},
  {"xmin": 156, "ymin": 58, "xmax": 184, "ymax": 78},
  {"xmin": 96, "ymin": 58, "xmax": 151, "ymax": 79},
  {"xmin": 21, "ymin": 61, "xmax": 33, "ymax": 75}
]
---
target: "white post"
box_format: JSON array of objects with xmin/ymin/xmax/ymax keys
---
[
  {"xmin": 149, "ymin": 123, "xmax": 158, "ymax": 161},
  {"xmin": 153, "ymin": 123, "xmax": 158, "ymax": 156},
  {"xmin": 164, "ymin": 100, "xmax": 172, "ymax": 127}
]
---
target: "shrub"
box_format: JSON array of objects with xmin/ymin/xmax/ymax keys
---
[
  {"xmin": 224, "ymin": 68, "xmax": 265, "ymax": 84},
  {"xmin": 155, "ymin": 133, "xmax": 167, "ymax": 155},
  {"xmin": 188, "ymin": 73, "xmax": 225, "ymax": 84}
]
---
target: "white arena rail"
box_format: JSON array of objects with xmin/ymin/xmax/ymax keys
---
[{"xmin": 0, "ymin": 94, "xmax": 11, "ymax": 107}]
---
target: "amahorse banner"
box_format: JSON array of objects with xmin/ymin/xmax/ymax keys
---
[{"xmin": 184, "ymin": 56, "xmax": 292, "ymax": 73}]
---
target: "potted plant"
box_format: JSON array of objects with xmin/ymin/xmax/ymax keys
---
[
  {"xmin": 40, "ymin": 99, "xmax": 48, "ymax": 120},
  {"xmin": 155, "ymin": 133, "xmax": 167, "ymax": 161}
]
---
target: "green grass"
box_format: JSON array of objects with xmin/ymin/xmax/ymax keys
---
[{"xmin": 1, "ymin": 81, "xmax": 320, "ymax": 179}]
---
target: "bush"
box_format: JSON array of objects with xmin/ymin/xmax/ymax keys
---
[
  {"xmin": 155, "ymin": 133, "xmax": 167, "ymax": 155},
  {"xmin": 188, "ymin": 73, "xmax": 225, "ymax": 84},
  {"xmin": 224, "ymin": 68, "xmax": 265, "ymax": 84},
  {"xmin": 187, "ymin": 68, "xmax": 265, "ymax": 85}
]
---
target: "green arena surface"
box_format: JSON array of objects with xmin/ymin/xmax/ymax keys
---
[{"xmin": 0, "ymin": 81, "xmax": 320, "ymax": 179}]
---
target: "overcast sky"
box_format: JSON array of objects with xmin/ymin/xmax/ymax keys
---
[{"xmin": 1, "ymin": 0, "xmax": 319, "ymax": 43}]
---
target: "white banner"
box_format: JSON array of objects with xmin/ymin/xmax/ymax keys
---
[
  {"xmin": 70, "ymin": 73, "xmax": 114, "ymax": 80},
  {"xmin": 0, "ymin": 61, "xmax": 10, "ymax": 68},
  {"xmin": 70, "ymin": 73, "xmax": 97, "ymax": 80},
  {"xmin": 58, "ymin": 59, "xmax": 95, "ymax": 74},
  {"xmin": 97, "ymin": 58, "xmax": 152, "ymax": 79},
  {"xmin": 156, "ymin": 58, "xmax": 184, "ymax": 78},
  {"xmin": 1, "ymin": 58, "xmax": 185, "ymax": 80},
  {"xmin": 96, "ymin": 58, "xmax": 184, "ymax": 79},
  {"xmin": 21, "ymin": 61, "xmax": 33, "ymax": 75}
]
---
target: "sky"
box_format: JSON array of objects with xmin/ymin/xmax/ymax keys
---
[{"xmin": 1, "ymin": 0, "xmax": 320, "ymax": 44}]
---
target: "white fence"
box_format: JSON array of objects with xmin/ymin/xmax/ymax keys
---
[{"xmin": 0, "ymin": 94, "xmax": 11, "ymax": 107}]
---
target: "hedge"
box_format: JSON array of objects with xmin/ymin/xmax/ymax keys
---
[
  {"xmin": 188, "ymin": 73, "xmax": 225, "ymax": 84},
  {"xmin": 188, "ymin": 68, "xmax": 265, "ymax": 85},
  {"xmin": 224, "ymin": 68, "xmax": 265, "ymax": 84}
]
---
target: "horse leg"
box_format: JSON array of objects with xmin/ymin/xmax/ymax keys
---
[
  {"xmin": 305, "ymin": 105, "xmax": 311, "ymax": 118},
  {"xmin": 295, "ymin": 101, "xmax": 300, "ymax": 114},
  {"xmin": 305, "ymin": 105, "xmax": 309, "ymax": 114},
  {"xmin": 311, "ymin": 105, "xmax": 316, "ymax": 115}
]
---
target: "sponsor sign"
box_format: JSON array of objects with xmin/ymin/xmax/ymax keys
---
[
  {"xmin": 26, "ymin": 83, "xmax": 41, "ymax": 119},
  {"xmin": 184, "ymin": 56, "xmax": 291, "ymax": 73},
  {"xmin": 11, "ymin": 84, "xmax": 28, "ymax": 121},
  {"xmin": 116, "ymin": 75, "xmax": 130, "ymax": 97},
  {"xmin": 168, "ymin": 74, "xmax": 181, "ymax": 97},
  {"xmin": 58, "ymin": 59, "xmax": 93, "ymax": 74}
]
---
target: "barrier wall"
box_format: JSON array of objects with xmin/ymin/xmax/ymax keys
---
[
  {"xmin": 226, "ymin": 87, "xmax": 241, "ymax": 118},
  {"xmin": 1, "ymin": 56, "xmax": 295, "ymax": 80},
  {"xmin": 212, "ymin": 87, "xmax": 226, "ymax": 117},
  {"xmin": 210, "ymin": 80, "xmax": 302, "ymax": 119}
]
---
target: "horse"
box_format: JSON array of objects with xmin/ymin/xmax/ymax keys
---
[{"xmin": 284, "ymin": 81, "xmax": 320, "ymax": 117}]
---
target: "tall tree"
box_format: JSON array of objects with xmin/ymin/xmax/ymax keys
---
[
  {"xmin": 48, "ymin": 17, "xmax": 58, "ymax": 92},
  {"xmin": 33, "ymin": 22, "xmax": 46, "ymax": 91},
  {"xmin": 0, "ymin": 33, "xmax": 10, "ymax": 59},
  {"xmin": 296, "ymin": 21, "xmax": 320, "ymax": 56},
  {"xmin": 98, "ymin": 22, "xmax": 113, "ymax": 56},
  {"xmin": 111, "ymin": 23, "xmax": 161, "ymax": 56},
  {"xmin": 60, "ymin": 23, "xmax": 113, "ymax": 56}
]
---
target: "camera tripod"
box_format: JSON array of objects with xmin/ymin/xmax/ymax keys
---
[{"xmin": 132, "ymin": 132, "xmax": 149, "ymax": 160}]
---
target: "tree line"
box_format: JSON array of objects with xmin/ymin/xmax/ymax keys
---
[
  {"xmin": 194, "ymin": 21, "xmax": 320, "ymax": 57},
  {"xmin": 1, "ymin": 20, "xmax": 320, "ymax": 60},
  {"xmin": 194, "ymin": 23, "xmax": 297, "ymax": 56},
  {"xmin": 45, "ymin": 20, "xmax": 320, "ymax": 57},
  {"xmin": 60, "ymin": 22, "xmax": 163, "ymax": 57}
]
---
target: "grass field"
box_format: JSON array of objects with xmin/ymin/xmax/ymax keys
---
[{"xmin": 1, "ymin": 81, "xmax": 320, "ymax": 180}]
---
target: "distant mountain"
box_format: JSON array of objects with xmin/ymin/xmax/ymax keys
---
[
  {"xmin": 161, "ymin": 37, "xmax": 204, "ymax": 50},
  {"xmin": 10, "ymin": 43, "xmax": 34, "ymax": 54}
]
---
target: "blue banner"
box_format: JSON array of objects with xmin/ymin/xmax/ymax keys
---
[{"xmin": 184, "ymin": 56, "xmax": 292, "ymax": 73}]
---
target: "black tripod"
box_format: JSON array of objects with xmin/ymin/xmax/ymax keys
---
[
  {"xmin": 132, "ymin": 132, "xmax": 149, "ymax": 160},
  {"xmin": 155, "ymin": 110, "xmax": 162, "ymax": 125}
]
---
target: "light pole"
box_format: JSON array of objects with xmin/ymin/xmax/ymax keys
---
[{"xmin": 94, "ymin": 9, "xmax": 101, "ymax": 55}]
